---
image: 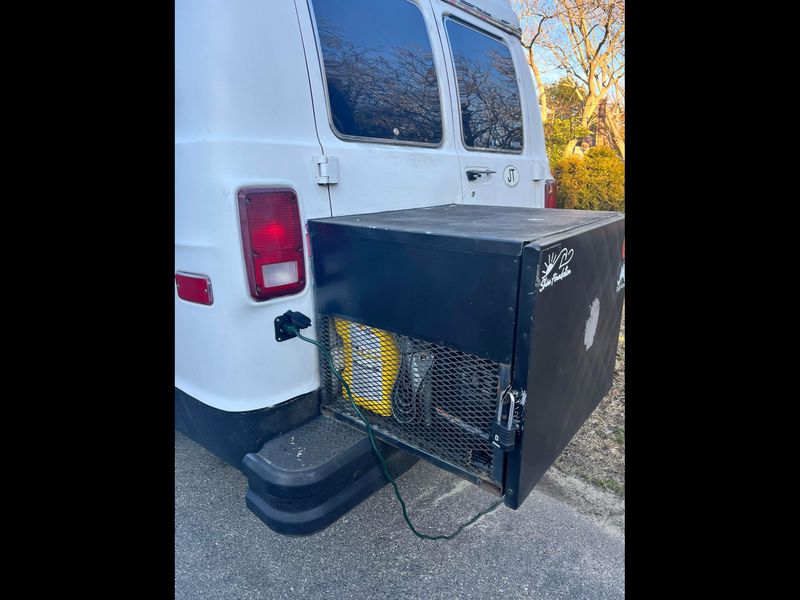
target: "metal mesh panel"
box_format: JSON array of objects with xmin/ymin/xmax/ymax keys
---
[{"xmin": 317, "ymin": 315, "xmax": 502, "ymax": 481}]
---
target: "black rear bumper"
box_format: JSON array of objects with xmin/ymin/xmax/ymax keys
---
[
  {"xmin": 175, "ymin": 388, "xmax": 417, "ymax": 535},
  {"xmin": 242, "ymin": 417, "xmax": 417, "ymax": 535}
]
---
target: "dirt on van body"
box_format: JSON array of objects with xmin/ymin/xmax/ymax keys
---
[{"xmin": 538, "ymin": 305, "xmax": 625, "ymax": 530}]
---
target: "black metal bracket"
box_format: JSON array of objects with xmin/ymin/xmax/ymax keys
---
[{"xmin": 274, "ymin": 310, "xmax": 312, "ymax": 342}]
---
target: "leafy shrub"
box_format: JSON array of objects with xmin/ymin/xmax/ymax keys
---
[
  {"xmin": 552, "ymin": 147, "xmax": 624, "ymax": 212},
  {"xmin": 544, "ymin": 118, "xmax": 590, "ymax": 169}
]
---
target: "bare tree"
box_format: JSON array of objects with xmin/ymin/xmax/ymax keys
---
[
  {"xmin": 603, "ymin": 74, "xmax": 624, "ymax": 158},
  {"xmin": 514, "ymin": 0, "xmax": 624, "ymax": 158},
  {"xmin": 512, "ymin": 0, "xmax": 557, "ymax": 123}
]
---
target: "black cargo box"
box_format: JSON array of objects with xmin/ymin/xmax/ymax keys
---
[{"xmin": 308, "ymin": 204, "xmax": 624, "ymax": 509}]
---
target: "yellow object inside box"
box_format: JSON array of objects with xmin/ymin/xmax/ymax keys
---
[{"xmin": 334, "ymin": 318, "xmax": 400, "ymax": 417}]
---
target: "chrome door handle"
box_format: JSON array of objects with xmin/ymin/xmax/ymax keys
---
[{"xmin": 466, "ymin": 168, "xmax": 496, "ymax": 181}]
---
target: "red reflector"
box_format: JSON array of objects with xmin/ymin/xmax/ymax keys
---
[
  {"xmin": 544, "ymin": 179, "xmax": 557, "ymax": 208},
  {"xmin": 238, "ymin": 187, "xmax": 305, "ymax": 301},
  {"xmin": 175, "ymin": 272, "xmax": 213, "ymax": 305},
  {"xmin": 622, "ymin": 238, "xmax": 625, "ymax": 260}
]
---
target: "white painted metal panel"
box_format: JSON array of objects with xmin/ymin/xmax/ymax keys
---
[
  {"xmin": 298, "ymin": 0, "xmax": 463, "ymax": 216},
  {"xmin": 431, "ymin": 0, "xmax": 551, "ymax": 208},
  {"xmin": 175, "ymin": 0, "xmax": 330, "ymax": 411}
]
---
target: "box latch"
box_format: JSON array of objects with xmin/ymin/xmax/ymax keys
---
[{"xmin": 491, "ymin": 388, "xmax": 518, "ymax": 483}]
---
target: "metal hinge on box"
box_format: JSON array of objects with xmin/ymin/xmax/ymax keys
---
[{"xmin": 314, "ymin": 155, "xmax": 339, "ymax": 185}]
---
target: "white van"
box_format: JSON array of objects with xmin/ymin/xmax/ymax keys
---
[{"xmin": 176, "ymin": 0, "xmax": 624, "ymax": 536}]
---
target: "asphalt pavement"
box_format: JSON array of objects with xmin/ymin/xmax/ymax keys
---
[{"xmin": 175, "ymin": 432, "xmax": 624, "ymax": 599}]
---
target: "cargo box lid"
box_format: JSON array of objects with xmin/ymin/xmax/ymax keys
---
[{"xmin": 308, "ymin": 204, "xmax": 622, "ymax": 256}]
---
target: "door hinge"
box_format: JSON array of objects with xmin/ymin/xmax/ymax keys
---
[
  {"xmin": 532, "ymin": 159, "xmax": 548, "ymax": 181},
  {"xmin": 314, "ymin": 155, "xmax": 339, "ymax": 185}
]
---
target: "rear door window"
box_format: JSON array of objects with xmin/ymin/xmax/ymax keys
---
[
  {"xmin": 311, "ymin": 0, "xmax": 443, "ymax": 145},
  {"xmin": 445, "ymin": 19, "xmax": 523, "ymax": 152}
]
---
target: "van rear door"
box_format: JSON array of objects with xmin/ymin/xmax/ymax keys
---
[
  {"xmin": 430, "ymin": 1, "xmax": 549, "ymax": 208},
  {"xmin": 297, "ymin": 0, "xmax": 463, "ymax": 216}
]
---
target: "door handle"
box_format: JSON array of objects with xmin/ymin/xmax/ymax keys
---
[{"xmin": 466, "ymin": 168, "xmax": 496, "ymax": 181}]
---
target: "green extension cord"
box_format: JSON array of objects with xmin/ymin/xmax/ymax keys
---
[{"xmin": 286, "ymin": 325, "xmax": 505, "ymax": 541}]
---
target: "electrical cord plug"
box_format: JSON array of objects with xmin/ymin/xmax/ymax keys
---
[{"xmin": 274, "ymin": 310, "xmax": 311, "ymax": 342}]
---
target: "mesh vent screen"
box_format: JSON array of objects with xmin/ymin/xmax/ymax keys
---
[{"xmin": 317, "ymin": 315, "xmax": 503, "ymax": 481}]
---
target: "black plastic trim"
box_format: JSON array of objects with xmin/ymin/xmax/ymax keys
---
[
  {"xmin": 243, "ymin": 426, "xmax": 418, "ymax": 536},
  {"xmin": 174, "ymin": 387, "xmax": 320, "ymax": 468}
]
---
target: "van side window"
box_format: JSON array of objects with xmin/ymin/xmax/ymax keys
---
[
  {"xmin": 311, "ymin": 0, "xmax": 443, "ymax": 145},
  {"xmin": 445, "ymin": 19, "xmax": 523, "ymax": 152}
]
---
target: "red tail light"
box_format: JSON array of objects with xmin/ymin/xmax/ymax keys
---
[
  {"xmin": 544, "ymin": 179, "xmax": 557, "ymax": 208},
  {"xmin": 237, "ymin": 187, "xmax": 305, "ymax": 301}
]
